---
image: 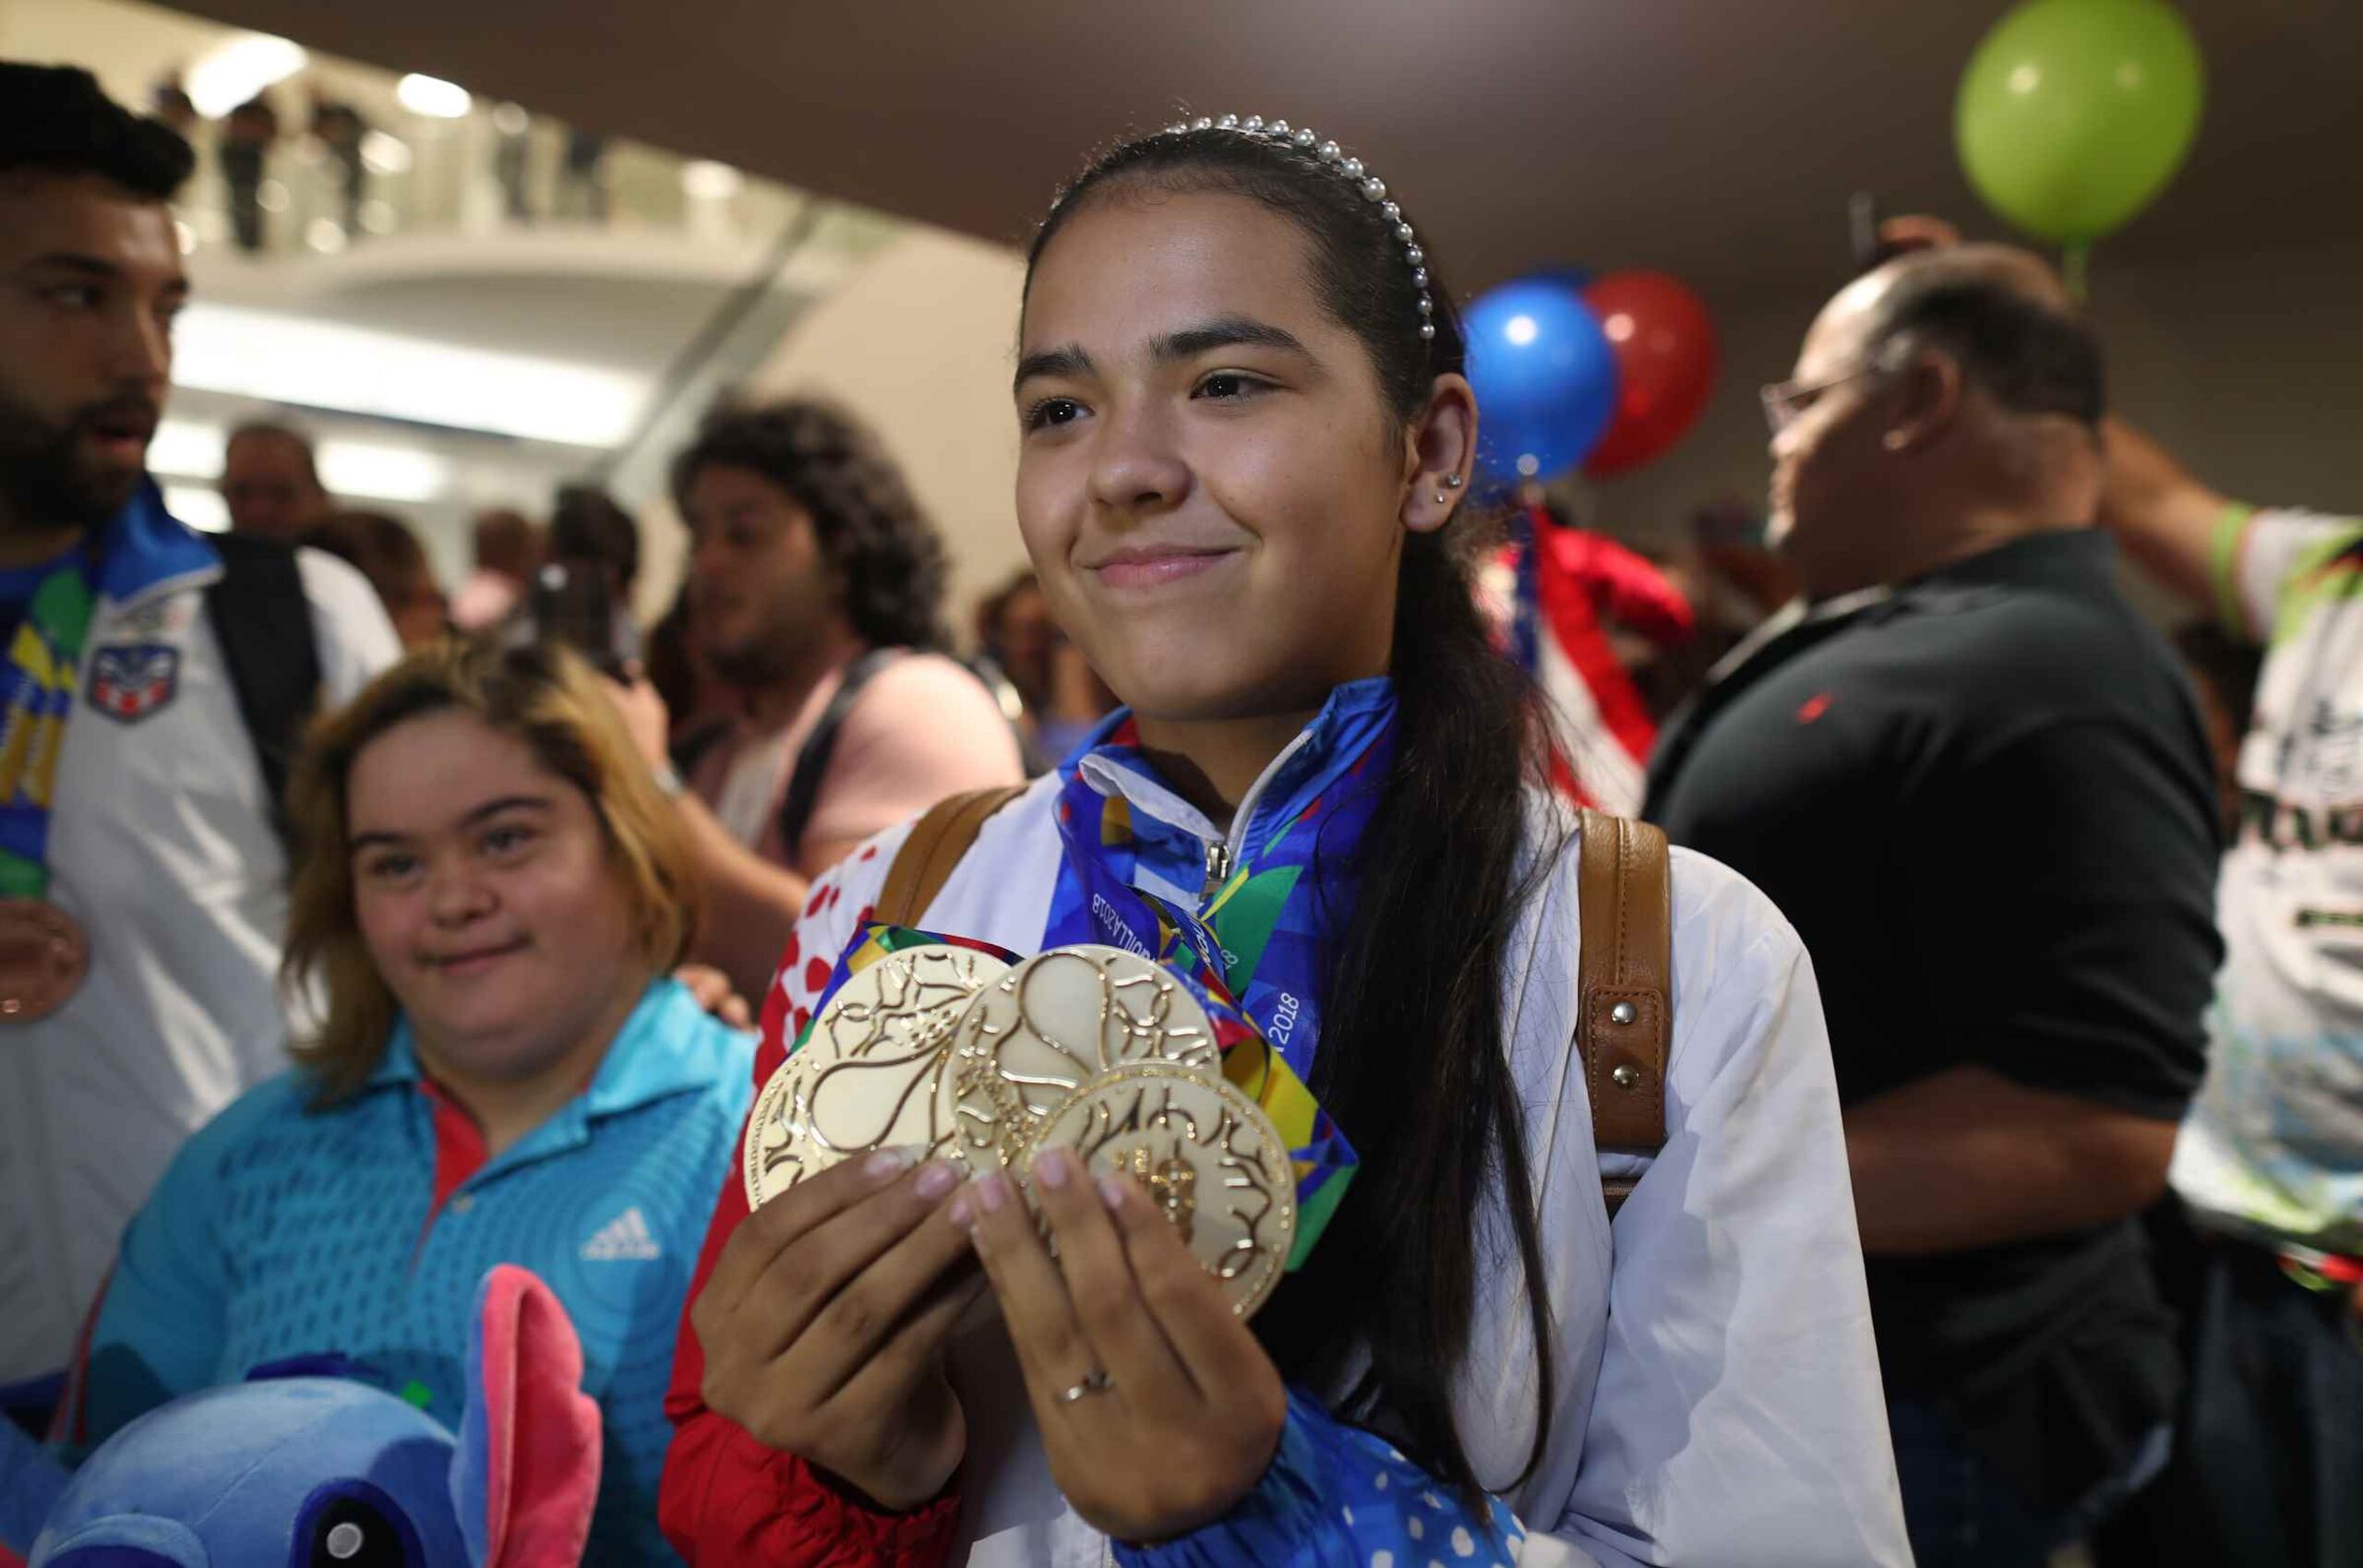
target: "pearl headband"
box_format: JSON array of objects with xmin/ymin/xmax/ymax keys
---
[{"xmin": 1158, "ymin": 114, "xmax": 1435, "ymax": 342}]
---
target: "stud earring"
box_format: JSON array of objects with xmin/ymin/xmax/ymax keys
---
[
  {"xmin": 1443, "ymin": 473, "xmax": 1464, "ymax": 489},
  {"xmin": 1434, "ymin": 491, "xmax": 1449, "ymax": 505}
]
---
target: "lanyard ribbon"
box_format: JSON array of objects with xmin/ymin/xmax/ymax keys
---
[
  {"xmin": 0, "ymin": 550, "xmax": 100, "ymax": 900},
  {"xmin": 801, "ymin": 688, "xmax": 1395, "ymax": 1274},
  {"xmin": 1040, "ymin": 694, "xmax": 1395, "ymax": 1268}
]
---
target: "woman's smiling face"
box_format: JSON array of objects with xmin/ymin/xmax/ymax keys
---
[
  {"xmin": 1014, "ymin": 187, "xmax": 1421, "ymax": 724},
  {"xmin": 347, "ymin": 708, "xmax": 642, "ymax": 1087}
]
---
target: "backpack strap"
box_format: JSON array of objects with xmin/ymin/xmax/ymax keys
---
[
  {"xmin": 875, "ymin": 785, "xmax": 1028, "ymax": 928},
  {"xmin": 1576, "ymin": 808, "xmax": 1673, "ymax": 1218},
  {"xmin": 204, "ymin": 534, "xmax": 324, "ymax": 856},
  {"xmin": 776, "ymin": 648, "xmax": 900, "ymax": 864}
]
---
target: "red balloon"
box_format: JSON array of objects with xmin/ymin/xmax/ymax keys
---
[{"xmin": 1581, "ymin": 270, "xmax": 1720, "ymax": 478}]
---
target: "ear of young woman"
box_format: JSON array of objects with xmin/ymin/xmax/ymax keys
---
[
  {"xmin": 688, "ymin": 1147, "xmax": 980, "ymax": 1510},
  {"xmin": 955, "ymin": 1148, "xmax": 1288, "ymax": 1542}
]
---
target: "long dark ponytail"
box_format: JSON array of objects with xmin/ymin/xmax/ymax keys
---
[{"xmin": 1026, "ymin": 123, "xmax": 1558, "ymax": 1498}]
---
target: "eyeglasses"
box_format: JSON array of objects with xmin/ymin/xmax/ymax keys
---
[{"xmin": 1759, "ymin": 363, "xmax": 1881, "ymax": 437}]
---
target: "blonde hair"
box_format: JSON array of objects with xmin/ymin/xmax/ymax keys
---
[{"xmin": 283, "ymin": 639, "xmax": 699, "ymax": 1105}]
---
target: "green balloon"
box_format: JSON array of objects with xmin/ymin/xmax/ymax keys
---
[{"xmin": 1956, "ymin": 0, "xmax": 2205, "ymax": 244}]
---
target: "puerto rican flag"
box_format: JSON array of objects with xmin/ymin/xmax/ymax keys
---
[{"xmin": 1502, "ymin": 503, "xmax": 1694, "ymax": 814}]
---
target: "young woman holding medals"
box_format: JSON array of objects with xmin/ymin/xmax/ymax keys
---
[{"xmin": 661, "ymin": 116, "xmax": 1911, "ymax": 1566}]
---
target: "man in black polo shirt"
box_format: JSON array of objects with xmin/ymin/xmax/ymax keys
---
[{"xmin": 1647, "ymin": 245, "xmax": 2222, "ymax": 1567}]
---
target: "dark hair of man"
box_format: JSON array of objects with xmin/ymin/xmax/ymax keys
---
[
  {"xmin": 472, "ymin": 508, "xmax": 541, "ymax": 579},
  {"xmin": 644, "ymin": 582, "xmax": 703, "ymax": 731},
  {"xmin": 0, "ymin": 63, "xmax": 194, "ymax": 197},
  {"xmin": 551, "ymin": 484, "xmax": 641, "ymax": 595},
  {"xmin": 1026, "ymin": 126, "xmax": 1557, "ymax": 1500},
  {"xmin": 669, "ymin": 398, "xmax": 949, "ymax": 651},
  {"xmin": 226, "ymin": 421, "xmax": 322, "ymax": 487},
  {"xmin": 308, "ymin": 509, "xmax": 437, "ymax": 610},
  {"xmin": 1865, "ymin": 269, "xmax": 2107, "ymax": 428},
  {"xmin": 974, "ymin": 567, "xmax": 1038, "ymax": 656}
]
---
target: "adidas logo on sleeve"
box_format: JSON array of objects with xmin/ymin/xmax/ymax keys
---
[{"xmin": 581, "ymin": 1205, "xmax": 663, "ymax": 1262}]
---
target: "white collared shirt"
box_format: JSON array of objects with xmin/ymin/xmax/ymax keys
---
[
  {"xmin": 0, "ymin": 542, "xmax": 398, "ymax": 1382},
  {"xmin": 782, "ymin": 772, "xmax": 1911, "ymax": 1567}
]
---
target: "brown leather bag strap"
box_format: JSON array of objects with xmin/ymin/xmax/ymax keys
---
[
  {"xmin": 874, "ymin": 785, "xmax": 1028, "ymax": 928},
  {"xmin": 1576, "ymin": 808, "xmax": 1673, "ymax": 1218}
]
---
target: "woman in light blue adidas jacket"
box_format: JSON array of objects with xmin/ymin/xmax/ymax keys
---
[{"xmin": 67, "ymin": 640, "xmax": 751, "ymax": 1567}]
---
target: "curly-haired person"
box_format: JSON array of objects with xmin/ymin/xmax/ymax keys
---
[{"xmin": 609, "ymin": 399, "xmax": 1024, "ymax": 999}]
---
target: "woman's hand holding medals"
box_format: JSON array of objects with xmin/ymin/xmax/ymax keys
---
[
  {"xmin": 726, "ymin": 940, "xmax": 1303, "ymax": 1533},
  {"xmin": 959, "ymin": 1147, "xmax": 1289, "ymax": 1541},
  {"xmin": 690, "ymin": 1148, "xmax": 982, "ymax": 1512}
]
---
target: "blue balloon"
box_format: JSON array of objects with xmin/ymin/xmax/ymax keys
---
[{"xmin": 1463, "ymin": 277, "xmax": 1619, "ymax": 485}]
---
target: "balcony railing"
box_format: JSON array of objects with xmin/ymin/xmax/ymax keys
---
[{"xmin": 166, "ymin": 76, "xmax": 802, "ymax": 259}]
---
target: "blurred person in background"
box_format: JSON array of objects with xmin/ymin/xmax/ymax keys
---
[
  {"xmin": 1629, "ymin": 501, "xmax": 1797, "ymax": 725},
  {"xmin": 1035, "ymin": 631, "xmax": 1118, "ymax": 761},
  {"xmin": 558, "ymin": 128, "xmax": 611, "ymax": 223},
  {"xmin": 553, "ymin": 484, "xmax": 642, "ymax": 604},
  {"xmin": 975, "ymin": 568, "xmax": 1057, "ymax": 716},
  {"xmin": 146, "ymin": 80, "xmax": 197, "ymax": 141},
  {"xmin": 219, "ymin": 418, "xmax": 330, "ymax": 543},
  {"xmin": 0, "ymin": 64, "xmax": 399, "ymax": 1402},
  {"xmin": 308, "ymin": 508, "xmax": 449, "ymax": 648},
  {"xmin": 971, "ymin": 569, "xmax": 1116, "ymax": 768},
  {"xmin": 60, "ymin": 640, "xmax": 750, "ymax": 1567},
  {"xmin": 2093, "ymin": 419, "xmax": 2363, "ymax": 1568},
  {"xmin": 492, "ymin": 104, "xmax": 534, "ymax": 224},
  {"xmin": 609, "ymin": 398, "xmax": 1023, "ymax": 1001},
  {"xmin": 1686, "ymin": 496, "xmax": 1798, "ymax": 636},
  {"xmin": 549, "ymin": 482, "xmax": 643, "ymax": 665},
  {"xmin": 646, "ymin": 581, "xmax": 738, "ymax": 759},
  {"xmin": 1647, "ymin": 245, "xmax": 2223, "ymax": 1566},
  {"xmin": 451, "ymin": 506, "xmax": 541, "ymax": 631},
  {"xmin": 2169, "ymin": 620, "xmax": 2264, "ymax": 838},
  {"xmin": 966, "ymin": 569, "xmax": 1044, "ymax": 760},
  {"xmin": 307, "ymin": 96, "xmax": 368, "ymax": 242},
  {"xmin": 217, "ymin": 93, "xmax": 277, "ymax": 253}
]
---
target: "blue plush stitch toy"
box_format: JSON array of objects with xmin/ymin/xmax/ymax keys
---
[{"xmin": 0, "ymin": 1265, "xmax": 598, "ymax": 1568}]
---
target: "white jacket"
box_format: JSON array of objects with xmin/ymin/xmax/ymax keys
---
[
  {"xmin": 779, "ymin": 771, "xmax": 1913, "ymax": 1567},
  {"xmin": 0, "ymin": 506, "xmax": 398, "ymax": 1382}
]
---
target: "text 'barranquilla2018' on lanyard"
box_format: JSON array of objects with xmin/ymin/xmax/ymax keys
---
[{"xmin": 0, "ymin": 546, "xmax": 98, "ymax": 1021}]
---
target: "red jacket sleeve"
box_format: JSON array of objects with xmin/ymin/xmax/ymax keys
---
[
  {"xmin": 659, "ymin": 981, "xmax": 964, "ymax": 1568},
  {"xmin": 1549, "ymin": 523, "xmax": 1697, "ymax": 649}
]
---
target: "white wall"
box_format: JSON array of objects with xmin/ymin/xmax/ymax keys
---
[
  {"xmin": 1592, "ymin": 238, "xmax": 2363, "ymax": 604},
  {"xmin": 742, "ymin": 225, "xmax": 1032, "ymax": 641}
]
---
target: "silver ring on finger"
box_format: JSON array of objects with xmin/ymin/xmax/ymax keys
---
[{"xmin": 1056, "ymin": 1368, "xmax": 1114, "ymax": 1405}]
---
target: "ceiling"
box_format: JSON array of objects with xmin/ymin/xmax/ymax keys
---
[{"xmin": 164, "ymin": 0, "xmax": 2360, "ymax": 308}]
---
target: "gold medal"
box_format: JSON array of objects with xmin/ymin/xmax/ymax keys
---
[
  {"xmin": 0, "ymin": 899, "xmax": 88, "ymax": 1023},
  {"xmin": 1028, "ymin": 1061, "xmax": 1297, "ymax": 1319},
  {"xmin": 938, "ymin": 945, "xmax": 1223, "ymax": 1176},
  {"xmin": 743, "ymin": 945, "xmax": 1012, "ymax": 1211}
]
